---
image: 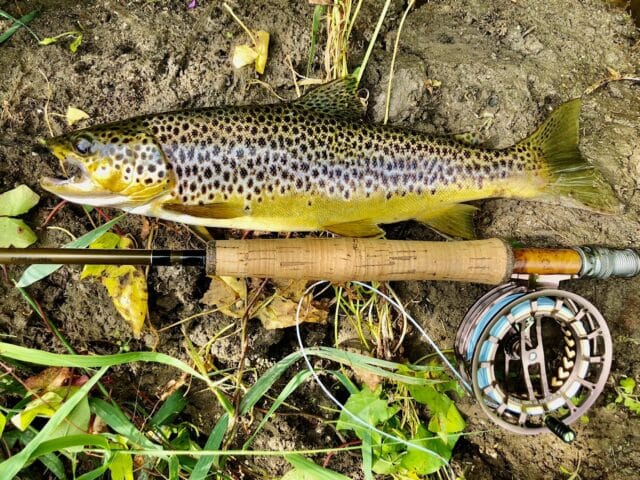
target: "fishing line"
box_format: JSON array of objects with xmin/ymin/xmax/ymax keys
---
[{"xmin": 295, "ymin": 280, "xmax": 468, "ymax": 469}]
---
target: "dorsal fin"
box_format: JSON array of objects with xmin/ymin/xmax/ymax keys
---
[{"xmin": 293, "ymin": 76, "xmax": 366, "ymax": 121}]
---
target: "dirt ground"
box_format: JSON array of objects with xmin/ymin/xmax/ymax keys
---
[{"xmin": 1, "ymin": 0, "xmax": 639, "ymax": 478}]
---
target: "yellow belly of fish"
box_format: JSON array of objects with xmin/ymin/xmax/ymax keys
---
[{"xmin": 137, "ymin": 176, "xmax": 537, "ymax": 237}]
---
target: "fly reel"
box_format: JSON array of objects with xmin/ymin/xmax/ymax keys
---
[{"xmin": 455, "ymin": 281, "xmax": 612, "ymax": 441}]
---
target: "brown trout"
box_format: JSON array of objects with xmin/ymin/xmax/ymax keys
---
[{"xmin": 41, "ymin": 77, "xmax": 618, "ymax": 238}]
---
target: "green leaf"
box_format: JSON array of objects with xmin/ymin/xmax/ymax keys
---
[
  {"xmin": 0, "ymin": 10, "xmax": 38, "ymax": 44},
  {"xmin": 283, "ymin": 454, "xmax": 351, "ymax": 480},
  {"xmin": 90, "ymin": 398, "xmax": 161, "ymax": 450},
  {"xmin": 620, "ymin": 377, "xmax": 636, "ymax": 395},
  {"xmin": 408, "ymin": 383, "xmax": 451, "ymax": 415},
  {"xmin": 49, "ymin": 393, "xmax": 91, "ymax": 442},
  {"xmin": 150, "ymin": 390, "xmax": 188, "ymax": 428},
  {"xmin": 427, "ymin": 404, "xmax": 465, "ymax": 436},
  {"xmin": 399, "ymin": 424, "xmax": 453, "ymax": 475},
  {"xmin": 0, "ymin": 412, "xmax": 6, "ymax": 438},
  {"xmin": 16, "ymin": 214, "xmax": 125, "ymax": 287},
  {"xmin": 69, "ymin": 33, "xmax": 83, "ymax": 53},
  {"xmin": 10, "ymin": 390, "xmax": 65, "ymax": 431},
  {"xmin": 0, "ymin": 217, "xmax": 37, "ymax": 248},
  {"xmin": 109, "ymin": 451, "xmax": 134, "ymax": 480},
  {"xmin": 0, "ymin": 184, "xmax": 40, "ymax": 216},
  {"xmin": 189, "ymin": 413, "xmax": 229, "ymax": 479},
  {"xmin": 243, "ymin": 370, "xmax": 312, "ymax": 450},
  {"xmin": 30, "ymin": 434, "xmax": 111, "ymax": 459},
  {"xmin": 336, "ymin": 387, "xmax": 398, "ymax": 440}
]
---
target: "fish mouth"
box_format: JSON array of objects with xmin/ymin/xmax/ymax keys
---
[{"xmin": 40, "ymin": 157, "xmax": 130, "ymax": 207}]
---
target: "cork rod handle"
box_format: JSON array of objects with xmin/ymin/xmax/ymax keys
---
[{"xmin": 206, "ymin": 238, "xmax": 513, "ymax": 284}]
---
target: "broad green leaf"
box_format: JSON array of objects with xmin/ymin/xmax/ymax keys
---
[
  {"xmin": 0, "ymin": 184, "xmax": 40, "ymax": 216},
  {"xmin": 282, "ymin": 454, "xmax": 351, "ymax": 480},
  {"xmin": 109, "ymin": 451, "xmax": 134, "ymax": 480},
  {"xmin": 49, "ymin": 394, "xmax": 91, "ymax": 442},
  {"xmin": 0, "ymin": 412, "xmax": 6, "ymax": 437},
  {"xmin": 16, "ymin": 214, "xmax": 124, "ymax": 287},
  {"xmin": 620, "ymin": 377, "xmax": 636, "ymax": 395},
  {"xmin": 0, "ymin": 217, "xmax": 37, "ymax": 248},
  {"xmin": 399, "ymin": 425, "xmax": 452, "ymax": 475},
  {"xmin": 408, "ymin": 383, "xmax": 451, "ymax": 415},
  {"xmin": 336, "ymin": 387, "xmax": 398, "ymax": 440},
  {"xmin": 427, "ymin": 404, "xmax": 465, "ymax": 437}
]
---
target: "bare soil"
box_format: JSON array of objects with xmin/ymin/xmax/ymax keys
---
[{"xmin": 1, "ymin": 0, "xmax": 639, "ymax": 478}]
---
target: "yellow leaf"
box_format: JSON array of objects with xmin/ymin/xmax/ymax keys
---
[
  {"xmin": 11, "ymin": 390, "xmax": 65, "ymax": 430},
  {"xmin": 66, "ymin": 106, "xmax": 90, "ymax": 126},
  {"xmin": 80, "ymin": 232, "xmax": 121, "ymax": 279},
  {"xmin": 253, "ymin": 30, "xmax": 270, "ymax": 74},
  {"xmin": 232, "ymin": 44, "xmax": 258, "ymax": 69},
  {"xmin": 101, "ymin": 265, "xmax": 148, "ymax": 337},
  {"xmin": 255, "ymin": 295, "xmax": 326, "ymax": 329}
]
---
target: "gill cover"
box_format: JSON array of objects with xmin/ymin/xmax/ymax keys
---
[{"xmin": 42, "ymin": 126, "xmax": 174, "ymax": 206}]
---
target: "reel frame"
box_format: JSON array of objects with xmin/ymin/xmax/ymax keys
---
[{"xmin": 456, "ymin": 279, "xmax": 612, "ymax": 438}]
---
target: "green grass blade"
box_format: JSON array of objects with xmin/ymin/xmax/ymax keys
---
[
  {"xmin": 168, "ymin": 455, "xmax": 180, "ymax": 480},
  {"xmin": 89, "ymin": 398, "xmax": 161, "ymax": 450},
  {"xmin": 16, "ymin": 214, "xmax": 125, "ymax": 287},
  {"xmin": 0, "ymin": 10, "xmax": 38, "ymax": 44},
  {"xmin": 238, "ymin": 350, "xmax": 303, "ymax": 415},
  {"xmin": 243, "ymin": 370, "xmax": 312, "ymax": 450},
  {"xmin": 76, "ymin": 465, "xmax": 110, "ymax": 480},
  {"xmin": 150, "ymin": 390, "xmax": 188, "ymax": 427},
  {"xmin": 306, "ymin": 5, "xmax": 325, "ymax": 78},
  {"xmin": 189, "ymin": 413, "xmax": 229, "ymax": 480},
  {"xmin": 30, "ymin": 434, "xmax": 111, "ymax": 458},
  {"xmin": 37, "ymin": 451, "xmax": 67, "ymax": 479},
  {"xmin": 0, "ymin": 342, "xmax": 216, "ymax": 387},
  {"xmin": 0, "ymin": 366, "xmax": 108, "ymax": 479},
  {"xmin": 284, "ymin": 454, "xmax": 351, "ymax": 480},
  {"xmin": 361, "ymin": 430, "xmax": 373, "ymax": 480}
]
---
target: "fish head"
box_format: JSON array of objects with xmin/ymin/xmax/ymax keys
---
[{"xmin": 41, "ymin": 124, "xmax": 174, "ymax": 207}]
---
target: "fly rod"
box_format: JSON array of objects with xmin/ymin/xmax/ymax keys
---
[{"xmin": 1, "ymin": 238, "xmax": 639, "ymax": 284}]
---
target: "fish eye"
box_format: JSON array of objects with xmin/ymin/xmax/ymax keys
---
[{"xmin": 73, "ymin": 136, "xmax": 93, "ymax": 156}]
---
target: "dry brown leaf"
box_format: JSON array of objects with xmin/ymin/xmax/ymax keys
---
[
  {"xmin": 255, "ymin": 295, "xmax": 327, "ymax": 329},
  {"xmin": 24, "ymin": 367, "xmax": 72, "ymax": 393},
  {"xmin": 201, "ymin": 276, "xmax": 246, "ymax": 318}
]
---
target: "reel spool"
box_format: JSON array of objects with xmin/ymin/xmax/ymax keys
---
[{"xmin": 455, "ymin": 281, "xmax": 612, "ymax": 441}]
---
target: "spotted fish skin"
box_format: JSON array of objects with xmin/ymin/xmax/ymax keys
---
[{"xmin": 42, "ymin": 77, "xmax": 618, "ymax": 238}]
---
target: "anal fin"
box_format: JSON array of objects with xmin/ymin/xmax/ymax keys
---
[
  {"xmin": 162, "ymin": 202, "xmax": 245, "ymax": 220},
  {"xmin": 324, "ymin": 220, "xmax": 384, "ymax": 238},
  {"xmin": 417, "ymin": 204, "xmax": 477, "ymax": 239}
]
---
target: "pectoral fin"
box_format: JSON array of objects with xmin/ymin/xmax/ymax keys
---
[
  {"xmin": 324, "ymin": 220, "xmax": 384, "ymax": 238},
  {"xmin": 161, "ymin": 202, "xmax": 245, "ymax": 220},
  {"xmin": 417, "ymin": 203, "xmax": 477, "ymax": 239}
]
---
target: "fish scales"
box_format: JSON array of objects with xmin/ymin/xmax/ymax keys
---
[{"xmin": 42, "ymin": 77, "xmax": 618, "ymax": 238}]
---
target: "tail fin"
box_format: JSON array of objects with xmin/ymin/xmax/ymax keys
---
[{"xmin": 521, "ymin": 99, "xmax": 619, "ymax": 213}]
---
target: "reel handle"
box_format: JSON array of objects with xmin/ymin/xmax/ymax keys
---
[{"xmin": 206, "ymin": 238, "xmax": 512, "ymax": 284}]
